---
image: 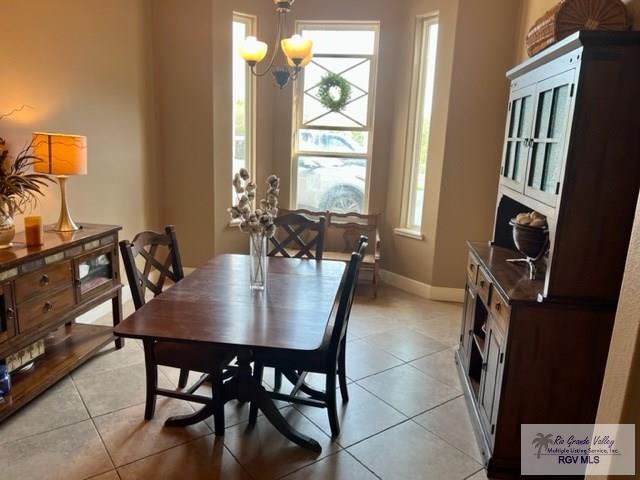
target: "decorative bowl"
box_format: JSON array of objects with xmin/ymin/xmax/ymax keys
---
[{"xmin": 509, "ymin": 219, "xmax": 549, "ymax": 260}]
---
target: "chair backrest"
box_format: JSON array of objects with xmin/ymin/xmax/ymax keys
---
[
  {"xmin": 327, "ymin": 211, "xmax": 380, "ymax": 257},
  {"xmin": 328, "ymin": 235, "xmax": 368, "ymax": 358},
  {"xmin": 268, "ymin": 212, "xmax": 326, "ymax": 260},
  {"xmin": 119, "ymin": 225, "xmax": 185, "ymax": 310}
]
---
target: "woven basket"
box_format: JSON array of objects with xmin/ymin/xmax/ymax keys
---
[{"xmin": 526, "ymin": 0, "xmax": 631, "ymax": 57}]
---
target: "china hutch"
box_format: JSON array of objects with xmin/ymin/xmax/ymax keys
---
[
  {"xmin": 0, "ymin": 224, "xmax": 122, "ymax": 422},
  {"xmin": 456, "ymin": 31, "xmax": 640, "ymax": 478}
]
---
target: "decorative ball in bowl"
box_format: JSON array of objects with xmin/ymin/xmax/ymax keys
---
[{"xmin": 509, "ymin": 212, "xmax": 549, "ymax": 260}]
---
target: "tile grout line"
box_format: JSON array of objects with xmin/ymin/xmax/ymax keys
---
[
  {"xmin": 464, "ymin": 467, "xmax": 487, "ymax": 479},
  {"xmin": 344, "ymin": 448, "xmax": 384, "ymax": 480},
  {"xmin": 409, "ymin": 414, "xmax": 485, "ymax": 468},
  {"xmin": 222, "ymin": 443, "xmax": 258, "ymax": 480},
  {"xmin": 69, "ymin": 374, "xmax": 118, "ymax": 478},
  {"xmin": 274, "ymin": 449, "xmax": 343, "ymax": 480}
]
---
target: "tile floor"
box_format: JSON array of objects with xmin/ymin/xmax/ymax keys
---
[{"xmin": 0, "ymin": 286, "xmax": 489, "ymax": 480}]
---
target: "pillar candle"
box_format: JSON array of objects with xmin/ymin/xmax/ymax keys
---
[{"xmin": 24, "ymin": 216, "xmax": 44, "ymax": 247}]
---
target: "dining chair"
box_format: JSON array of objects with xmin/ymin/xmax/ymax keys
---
[
  {"xmin": 250, "ymin": 235, "xmax": 368, "ymax": 437},
  {"xmin": 119, "ymin": 225, "xmax": 234, "ymax": 434},
  {"xmin": 268, "ymin": 211, "xmax": 327, "ymax": 260},
  {"xmin": 268, "ymin": 211, "xmax": 328, "ymax": 389}
]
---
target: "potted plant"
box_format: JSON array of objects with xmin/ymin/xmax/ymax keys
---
[{"xmin": 0, "ymin": 137, "xmax": 52, "ymax": 249}]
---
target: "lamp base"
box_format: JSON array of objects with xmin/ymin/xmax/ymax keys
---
[{"xmin": 53, "ymin": 176, "xmax": 80, "ymax": 232}]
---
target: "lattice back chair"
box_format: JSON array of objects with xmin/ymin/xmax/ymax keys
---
[
  {"xmin": 119, "ymin": 226, "xmax": 235, "ymax": 435},
  {"xmin": 268, "ymin": 212, "xmax": 327, "ymax": 260},
  {"xmin": 250, "ymin": 236, "xmax": 368, "ymax": 437},
  {"xmin": 119, "ymin": 225, "xmax": 184, "ymax": 310}
]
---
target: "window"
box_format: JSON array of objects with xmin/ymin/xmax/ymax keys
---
[
  {"xmin": 292, "ymin": 23, "xmax": 379, "ymax": 213},
  {"xmin": 232, "ymin": 14, "xmax": 255, "ymax": 202},
  {"xmin": 401, "ymin": 16, "xmax": 439, "ymax": 232}
]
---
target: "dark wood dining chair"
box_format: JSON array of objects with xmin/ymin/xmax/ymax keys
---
[
  {"xmin": 268, "ymin": 211, "xmax": 327, "ymax": 260},
  {"xmin": 268, "ymin": 211, "xmax": 328, "ymax": 389},
  {"xmin": 119, "ymin": 225, "xmax": 234, "ymax": 435},
  {"xmin": 250, "ymin": 235, "xmax": 369, "ymax": 437}
]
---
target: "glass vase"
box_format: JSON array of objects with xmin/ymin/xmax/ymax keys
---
[{"xmin": 249, "ymin": 231, "xmax": 267, "ymax": 291}]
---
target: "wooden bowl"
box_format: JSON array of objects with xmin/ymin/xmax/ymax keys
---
[{"xmin": 509, "ymin": 219, "xmax": 549, "ymax": 260}]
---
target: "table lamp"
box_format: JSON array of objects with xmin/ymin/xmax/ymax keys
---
[{"xmin": 32, "ymin": 133, "xmax": 87, "ymax": 232}]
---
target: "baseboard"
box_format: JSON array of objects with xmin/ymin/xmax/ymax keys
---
[{"xmin": 380, "ymin": 269, "xmax": 464, "ymax": 303}]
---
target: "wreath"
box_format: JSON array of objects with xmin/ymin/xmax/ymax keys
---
[{"xmin": 317, "ymin": 73, "xmax": 352, "ymax": 112}]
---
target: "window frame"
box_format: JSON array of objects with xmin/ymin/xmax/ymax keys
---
[
  {"xmin": 232, "ymin": 13, "xmax": 257, "ymax": 201},
  {"xmin": 290, "ymin": 21, "xmax": 380, "ymax": 214},
  {"xmin": 399, "ymin": 14, "xmax": 439, "ymax": 235}
]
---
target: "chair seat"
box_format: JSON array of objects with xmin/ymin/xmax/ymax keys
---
[{"xmin": 154, "ymin": 341, "xmax": 235, "ymax": 372}]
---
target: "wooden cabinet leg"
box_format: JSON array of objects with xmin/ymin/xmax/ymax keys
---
[{"xmin": 112, "ymin": 290, "xmax": 124, "ymax": 349}]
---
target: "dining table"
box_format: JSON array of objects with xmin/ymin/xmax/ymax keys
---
[{"xmin": 114, "ymin": 253, "xmax": 346, "ymax": 452}]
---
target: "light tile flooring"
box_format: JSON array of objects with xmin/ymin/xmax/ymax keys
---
[{"xmin": 0, "ymin": 286, "xmax": 490, "ymax": 480}]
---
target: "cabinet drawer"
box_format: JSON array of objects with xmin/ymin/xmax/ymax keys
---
[
  {"xmin": 490, "ymin": 289, "xmax": 510, "ymax": 333},
  {"xmin": 15, "ymin": 261, "xmax": 73, "ymax": 304},
  {"xmin": 17, "ymin": 287, "xmax": 75, "ymax": 333},
  {"xmin": 477, "ymin": 267, "xmax": 491, "ymax": 304},
  {"xmin": 467, "ymin": 253, "xmax": 479, "ymax": 285}
]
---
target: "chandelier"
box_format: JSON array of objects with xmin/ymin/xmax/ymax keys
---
[{"xmin": 239, "ymin": 0, "xmax": 313, "ymax": 89}]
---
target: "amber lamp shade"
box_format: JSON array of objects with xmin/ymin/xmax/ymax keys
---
[
  {"xmin": 32, "ymin": 133, "xmax": 87, "ymax": 232},
  {"xmin": 239, "ymin": 36, "xmax": 269, "ymax": 65},
  {"xmin": 281, "ymin": 35, "xmax": 313, "ymax": 63}
]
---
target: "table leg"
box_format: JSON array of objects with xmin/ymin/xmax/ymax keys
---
[
  {"xmin": 112, "ymin": 290, "xmax": 124, "ymax": 350},
  {"xmin": 164, "ymin": 351, "xmax": 322, "ymax": 452}
]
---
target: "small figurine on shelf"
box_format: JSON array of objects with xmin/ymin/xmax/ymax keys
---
[{"xmin": 507, "ymin": 211, "xmax": 550, "ymax": 280}]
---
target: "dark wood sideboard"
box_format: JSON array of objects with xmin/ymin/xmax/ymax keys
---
[
  {"xmin": 0, "ymin": 224, "xmax": 122, "ymax": 422},
  {"xmin": 456, "ymin": 31, "xmax": 640, "ymax": 478}
]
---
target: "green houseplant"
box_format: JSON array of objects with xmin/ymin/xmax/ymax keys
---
[{"xmin": 0, "ymin": 110, "xmax": 53, "ymax": 247}]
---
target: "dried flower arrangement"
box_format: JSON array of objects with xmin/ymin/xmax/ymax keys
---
[{"xmin": 228, "ymin": 168, "xmax": 280, "ymax": 237}]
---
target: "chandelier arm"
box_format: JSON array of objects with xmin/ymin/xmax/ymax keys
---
[{"xmin": 250, "ymin": 11, "xmax": 286, "ymax": 77}]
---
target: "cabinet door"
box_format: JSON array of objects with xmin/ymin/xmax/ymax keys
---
[
  {"xmin": 74, "ymin": 245, "xmax": 117, "ymax": 302},
  {"xmin": 459, "ymin": 285, "xmax": 476, "ymax": 366},
  {"xmin": 0, "ymin": 284, "xmax": 16, "ymax": 344},
  {"xmin": 525, "ymin": 69, "xmax": 576, "ymax": 206},
  {"xmin": 478, "ymin": 320, "xmax": 504, "ymax": 442},
  {"xmin": 500, "ymin": 85, "xmax": 535, "ymax": 193}
]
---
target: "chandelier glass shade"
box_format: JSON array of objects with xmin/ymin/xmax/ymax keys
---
[{"xmin": 238, "ymin": 0, "xmax": 313, "ymax": 89}]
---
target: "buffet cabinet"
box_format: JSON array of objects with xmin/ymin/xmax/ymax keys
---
[
  {"xmin": 0, "ymin": 224, "xmax": 122, "ymax": 422},
  {"xmin": 456, "ymin": 32, "xmax": 640, "ymax": 478}
]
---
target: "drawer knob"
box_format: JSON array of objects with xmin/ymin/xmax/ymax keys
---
[
  {"xmin": 40, "ymin": 274, "xmax": 50, "ymax": 286},
  {"xmin": 44, "ymin": 301, "xmax": 54, "ymax": 313},
  {"xmin": 495, "ymin": 303, "xmax": 501, "ymax": 312},
  {"xmin": 482, "ymin": 362, "xmax": 488, "ymax": 370},
  {"xmin": 6, "ymin": 307, "xmax": 15, "ymax": 320}
]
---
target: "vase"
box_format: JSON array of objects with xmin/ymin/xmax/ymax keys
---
[
  {"xmin": 0, "ymin": 216, "xmax": 15, "ymax": 249},
  {"xmin": 249, "ymin": 231, "xmax": 267, "ymax": 290}
]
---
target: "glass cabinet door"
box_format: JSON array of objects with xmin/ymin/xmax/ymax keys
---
[
  {"xmin": 75, "ymin": 245, "xmax": 115, "ymax": 301},
  {"xmin": 525, "ymin": 70, "xmax": 575, "ymax": 206},
  {"xmin": 501, "ymin": 85, "xmax": 535, "ymax": 192}
]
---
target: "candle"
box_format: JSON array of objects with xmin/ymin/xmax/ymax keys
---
[{"xmin": 24, "ymin": 216, "xmax": 44, "ymax": 247}]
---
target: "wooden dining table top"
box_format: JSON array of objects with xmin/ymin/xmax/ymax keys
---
[{"xmin": 114, "ymin": 254, "xmax": 346, "ymax": 352}]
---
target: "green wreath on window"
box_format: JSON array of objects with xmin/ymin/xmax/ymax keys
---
[{"xmin": 317, "ymin": 73, "xmax": 352, "ymax": 112}]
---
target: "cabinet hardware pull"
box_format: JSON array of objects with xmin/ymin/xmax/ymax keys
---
[
  {"xmin": 6, "ymin": 307, "xmax": 15, "ymax": 320},
  {"xmin": 40, "ymin": 274, "xmax": 49, "ymax": 286},
  {"xmin": 44, "ymin": 301, "xmax": 54, "ymax": 312},
  {"xmin": 495, "ymin": 303, "xmax": 501, "ymax": 311},
  {"xmin": 482, "ymin": 362, "xmax": 488, "ymax": 370}
]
